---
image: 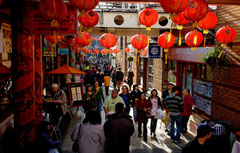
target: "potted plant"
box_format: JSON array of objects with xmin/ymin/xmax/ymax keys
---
[{"xmin": 203, "ymin": 44, "xmax": 230, "ymax": 68}]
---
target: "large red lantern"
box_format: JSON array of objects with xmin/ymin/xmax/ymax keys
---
[
  {"xmin": 39, "ymin": 0, "xmax": 68, "ymax": 21},
  {"xmin": 69, "ymin": 0, "xmax": 99, "ymax": 11},
  {"xmin": 199, "ymin": 12, "xmax": 217, "ymax": 34},
  {"xmin": 131, "ymin": 34, "xmax": 148, "ymax": 52},
  {"xmin": 160, "ymin": 0, "xmax": 189, "ymax": 17},
  {"xmin": 100, "ymin": 33, "xmax": 117, "ymax": 49},
  {"xmin": 216, "ymin": 26, "xmax": 236, "ymax": 45},
  {"xmin": 185, "ymin": 30, "xmax": 203, "ymax": 50},
  {"xmin": 75, "ymin": 32, "xmax": 92, "ymax": 47},
  {"xmin": 78, "ymin": 10, "xmax": 99, "ymax": 32},
  {"xmin": 183, "ymin": 0, "xmax": 208, "ymax": 27},
  {"xmin": 139, "ymin": 8, "xmax": 158, "ymax": 31},
  {"xmin": 158, "ymin": 32, "xmax": 176, "ymax": 52},
  {"xmin": 171, "ymin": 12, "xmax": 189, "ymax": 46},
  {"xmin": 45, "ymin": 35, "xmax": 64, "ymax": 44}
]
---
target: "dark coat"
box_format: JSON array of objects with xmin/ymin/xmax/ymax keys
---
[
  {"xmin": 116, "ymin": 71, "xmax": 124, "ymax": 81},
  {"xmin": 130, "ymin": 90, "xmax": 142, "ymax": 106},
  {"xmin": 119, "ymin": 93, "xmax": 131, "ymax": 113},
  {"xmin": 104, "ymin": 113, "xmax": 134, "ymax": 153},
  {"xmin": 162, "ymin": 89, "xmax": 171, "ymax": 108},
  {"xmin": 135, "ymin": 99, "xmax": 151, "ymax": 124}
]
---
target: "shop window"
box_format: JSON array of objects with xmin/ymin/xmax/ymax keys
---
[
  {"xmin": 167, "ymin": 60, "xmax": 176, "ymax": 84},
  {"xmin": 148, "ymin": 59, "xmax": 154, "ymax": 90}
]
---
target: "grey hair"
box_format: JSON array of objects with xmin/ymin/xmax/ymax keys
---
[{"xmin": 51, "ymin": 84, "xmax": 58, "ymax": 88}]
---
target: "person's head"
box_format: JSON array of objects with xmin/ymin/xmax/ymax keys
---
[
  {"xmin": 196, "ymin": 123, "xmax": 215, "ymax": 141},
  {"xmin": 235, "ymin": 131, "xmax": 240, "ymax": 142},
  {"xmin": 51, "ymin": 84, "xmax": 59, "ymax": 93},
  {"xmin": 140, "ymin": 93, "xmax": 146, "ymax": 100},
  {"xmin": 151, "ymin": 89, "xmax": 158, "ymax": 98},
  {"xmin": 133, "ymin": 84, "xmax": 139, "ymax": 91},
  {"xmin": 167, "ymin": 82, "xmax": 174, "ymax": 91},
  {"xmin": 184, "ymin": 88, "xmax": 190, "ymax": 97},
  {"xmin": 86, "ymin": 84, "xmax": 92, "ymax": 92},
  {"xmin": 118, "ymin": 67, "xmax": 122, "ymax": 71},
  {"xmin": 115, "ymin": 103, "xmax": 124, "ymax": 114},
  {"xmin": 172, "ymin": 86, "xmax": 181, "ymax": 95},
  {"xmin": 83, "ymin": 110, "xmax": 102, "ymax": 125},
  {"xmin": 94, "ymin": 80, "xmax": 99, "ymax": 87},
  {"xmin": 112, "ymin": 89, "xmax": 118, "ymax": 99},
  {"xmin": 121, "ymin": 85, "xmax": 129, "ymax": 94}
]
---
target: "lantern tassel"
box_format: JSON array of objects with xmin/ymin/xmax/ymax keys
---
[
  {"xmin": 218, "ymin": 51, "xmax": 223, "ymax": 58},
  {"xmin": 194, "ymin": 30, "xmax": 198, "ymax": 45},
  {"xmin": 179, "ymin": 30, "xmax": 182, "ymax": 46},
  {"xmin": 204, "ymin": 35, "xmax": 206, "ymax": 47},
  {"xmin": 87, "ymin": 28, "xmax": 93, "ymax": 33},
  {"xmin": 147, "ymin": 34, "xmax": 150, "ymax": 46},
  {"xmin": 168, "ymin": 23, "xmax": 173, "ymax": 42},
  {"xmin": 164, "ymin": 49, "xmax": 168, "ymax": 64}
]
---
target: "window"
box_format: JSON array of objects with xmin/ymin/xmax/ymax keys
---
[
  {"xmin": 193, "ymin": 64, "xmax": 207, "ymax": 79},
  {"xmin": 148, "ymin": 59, "xmax": 154, "ymax": 90}
]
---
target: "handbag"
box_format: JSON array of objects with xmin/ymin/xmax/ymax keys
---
[{"xmin": 72, "ymin": 124, "xmax": 82, "ymax": 152}]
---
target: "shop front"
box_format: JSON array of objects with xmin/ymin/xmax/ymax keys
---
[{"xmin": 167, "ymin": 47, "xmax": 213, "ymax": 133}]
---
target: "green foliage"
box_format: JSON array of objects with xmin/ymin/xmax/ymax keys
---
[{"xmin": 203, "ymin": 45, "xmax": 230, "ymax": 67}]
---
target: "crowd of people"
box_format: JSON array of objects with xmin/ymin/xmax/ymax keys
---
[{"xmin": 38, "ymin": 59, "xmax": 233, "ymax": 153}]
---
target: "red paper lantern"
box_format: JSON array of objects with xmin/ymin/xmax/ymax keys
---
[
  {"xmin": 171, "ymin": 12, "xmax": 189, "ymax": 30},
  {"xmin": 216, "ymin": 26, "xmax": 236, "ymax": 45},
  {"xmin": 45, "ymin": 35, "xmax": 64, "ymax": 44},
  {"xmin": 114, "ymin": 49, "xmax": 120, "ymax": 54},
  {"xmin": 101, "ymin": 49, "xmax": 109, "ymax": 55},
  {"xmin": 131, "ymin": 34, "xmax": 148, "ymax": 52},
  {"xmin": 84, "ymin": 48, "xmax": 90, "ymax": 53},
  {"xmin": 109, "ymin": 50, "xmax": 113, "ymax": 54},
  {"xmin": 75, "ymin": 32, "xmax": 92, "ymax": 47},
  {"xmin": 100, "ymin": 33, "xmax": 117, "ymax": 49},
  {"xmin": 75, "ymin": 45, "xmax": 81, "ymax": 52},
  {"xmin": 124, "ymin": 48, "xmax": 130, "ymax": 54},
  {"xmin": 39, "ymin": 0, "xmax": 68, "ymax": 21},
  {"xmin": 199, "ymin": 12, "xmax": 217, "ymax": 34},
  {"xmin": 183, "ymin": 0, "xmax": 208, "ymax": 27},
  {"xmin": 185, "ymin": 30, "xmax": 203, "ymax": 50},
  {"xmin": 160, "ymin": 0, "xmax": 189, "ymax": 16},
  {"xmin": 158, "ymin": 32, "xmax": 176, "ymax": 52},
  {"xmin": 78, "ymin": 10, "xmax": 99, "ymax": 29},
  {"xmin": 69, "ymin": 0, "xmax": 99, "ymax": 11},
  {"xmin": 139, "ymin": 8, "xmax": 158, "ymax": 31}
]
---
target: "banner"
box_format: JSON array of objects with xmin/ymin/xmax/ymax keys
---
[{"xmin": 27, "ymin": 2, "xmax": 78, "ymax": 35}]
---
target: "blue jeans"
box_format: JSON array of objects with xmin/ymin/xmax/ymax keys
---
[
  {"xmin": 98, "ymin": 101, "xmax": 102, "ymax": 113},
  {"xmin": 132, "ymin": 106, "xmax": 137, "ymax": 121},
  {"xmin": 170, "ymin": 115, "xmax": 182, "ymax": 141}
]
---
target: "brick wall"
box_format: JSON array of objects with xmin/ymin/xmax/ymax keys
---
[
  {"xmin": 209, "ymin": 6, "xmax": 240, "ymax": 131},
  {"xmin": 211, "ymin": 66, "xmax": 240, "ymax": 131},
  {"xmin": 153, "ymin": 58, "xmax": 163, "ymax": 93}
]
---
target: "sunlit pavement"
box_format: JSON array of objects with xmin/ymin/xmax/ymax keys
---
[{"xmin": 61, "ymin": 83, "xmax": 195, "ymax": 153}]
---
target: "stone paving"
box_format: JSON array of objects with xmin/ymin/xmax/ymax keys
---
[{"xmin": 61, "ymin": 83, "xmax": 195, "ymax": 153}]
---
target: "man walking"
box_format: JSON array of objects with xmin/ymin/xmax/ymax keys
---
[
  {"xmin": 116, "ymin": 68, "xmax": 124, "ymax": 91},
  {"xmin": 104, "ymin": 103, "xmax": 134, "ymax": 153},
  {"xmin": 166, "ymin": 86, "xmax": 184, "ymax": 143},
  {"xmin": 104, "ymin": 89, "xmax": 125, "ymax": 117},
  {"xmin": 182, "ymin": 88, "xmax": 193, "ymax": 133}
]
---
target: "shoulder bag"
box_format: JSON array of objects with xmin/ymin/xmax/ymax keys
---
[{"xmin": 72, "ymin": 124, "xmax": 82, "ymax": 152}]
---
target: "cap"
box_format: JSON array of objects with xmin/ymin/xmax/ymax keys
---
[
  {"xmin": 197, "ymin": 123, "xmax": 216, "ymax": 138},
  {"xmin": 167, "ymin": 82, "xmax": 175, "ymax": 85}
]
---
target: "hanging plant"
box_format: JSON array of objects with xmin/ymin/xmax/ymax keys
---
[
  {"xmin": 203, "ymin": 44, "xmax": 230, "ymax": 67},
  {"xmin": 127, "ymin": 55, "xmax": 134, "ymax": 62}
]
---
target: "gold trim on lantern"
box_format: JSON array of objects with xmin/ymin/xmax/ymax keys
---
[
  {"xmin": 191, "ymin": 47, "xmax": 197, "ymax": 50},
  {"xmin": 203, "ymin": 30, "xmax": 209, "ymax": 34},
  {"xmin": 192, "ymin": 21, "xmax": 198, "ymax": 28},
  {"xmin": 177, "ymin": 25, "xmax": 183, "ymax": 30},
  {"xmin": 146, "ymin": 27, "xmax": 151, "ymax": 31}
]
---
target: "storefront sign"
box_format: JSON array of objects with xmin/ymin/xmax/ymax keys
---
[
  {"xmin": 0, "ymin": 23, "xmax": 12, "ymax": 53},
  {"xmin": 58, "ymin": 48, "xmax": 69, "ymax": 55},
  {"xmin": 167, "ymin": 47, "xmax": 213, "ymax": 63},
  {"xmin": 149, "ymin": 45, "xmax": 161, "ymax": 58},
  {"xmin": 27, "ymin": 2, "xmax": 78, "ymax": 35}
]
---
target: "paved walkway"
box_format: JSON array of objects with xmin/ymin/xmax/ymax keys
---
[{"xmin": 61, "ymin": 83, "xmax": 195, "ymax": 153}]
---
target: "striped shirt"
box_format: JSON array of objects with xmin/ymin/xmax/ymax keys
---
[{"xmin": 165, "ymin": 93, "xmax": 184, "ymax": 116}]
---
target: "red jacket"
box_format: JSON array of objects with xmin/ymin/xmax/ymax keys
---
[
  {"xmin": 182, "ymin": 95, "xmax": 193, "ymax": 116},
  {"xmin": 135, "ymin": 99, "xmax": 151, "ymax": 123}
]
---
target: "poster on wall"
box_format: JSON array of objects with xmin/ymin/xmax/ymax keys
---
[
  {"xmin": 193, "ymin": 94, "xmax": 211, "ymax": 115},
  {"xmin": 193, "ymin": 79, "xmax": 212, "ymax": 98},
  {"xmin": 0, "ymin": 23, "xmax": 12, "ymax": 53}
]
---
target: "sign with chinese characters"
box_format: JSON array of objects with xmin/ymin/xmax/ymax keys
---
[
  {"xmin": 26, "ymin": 2, "xmax": 78, "ymax": 35},
  {"xmin": 149, "ymin": 45, "xmax": 161, "ymax": 58},
  {"xmin": 167, "ymin": 47, "xmax": 213, "ymax": 63}
]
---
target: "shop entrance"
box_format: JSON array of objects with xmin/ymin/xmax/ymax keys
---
[{"xmin": 179, "ymin": 63, "xmax": 194, "ymax": 96}]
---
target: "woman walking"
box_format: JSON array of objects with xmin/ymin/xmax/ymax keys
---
[
  {"xmin": 83, "ymin": 84, "xmax": 97, "ymax": 113},
  {"xmin": 119, "ymin": 85, "xmax": 131, "ymax": 115},
  {"xmin": 135, "ymin": 93, "xmax": 151, "ymax": 142},
  {"xmin": 148, "ymin": 89, "xmax": 163, "ymax": 137},
  {"xmin": 93, "ymin": 81, "xmax": 104, "ymax": 113},
  {"xmin": 71, "ymin": 110, "xmax": 105, "ymax": 153}
]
